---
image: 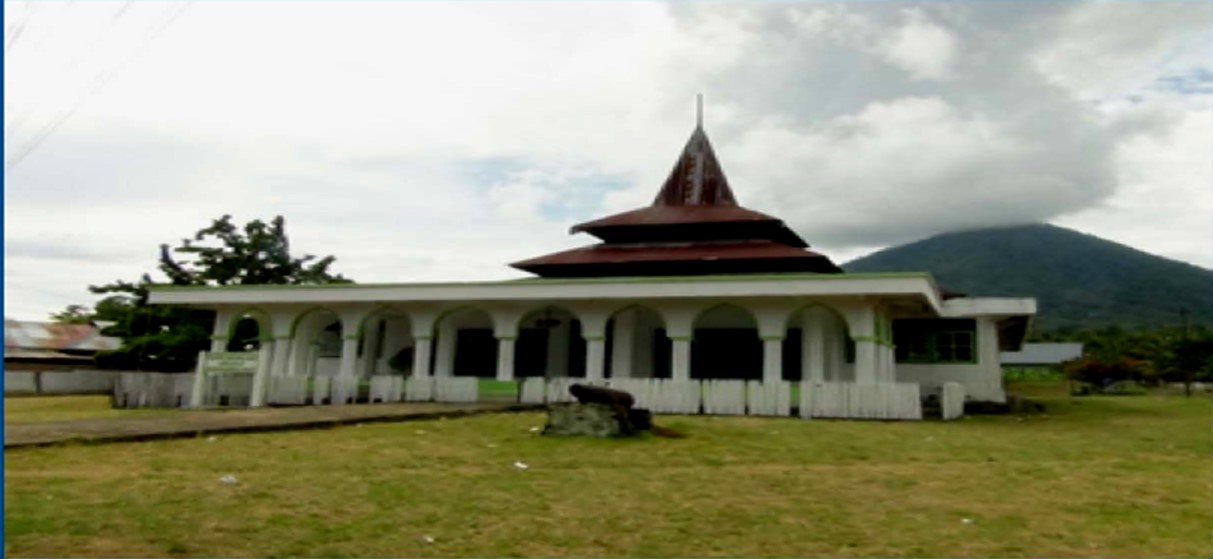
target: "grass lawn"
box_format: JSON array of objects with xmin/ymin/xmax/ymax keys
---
[
  {"xmin": 4, "ymin": 385, "xmax": 1211, "ymax": 558},
  {"xmin": 4, "ymin": 395, "xmax": 177, "ymax": 424}
]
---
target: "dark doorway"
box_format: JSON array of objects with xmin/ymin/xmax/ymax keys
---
[
  {"xmin": 783, "ymin": 328, "xmax": 802, "ymax": 381},
  {"xmin": 453, "ymin": 329, "xmax": 497, "ymax": 377},
  {"xmin": 691, "ymin": 328, "xmax": 761, "ymax": 380},
  {"xmin": 515, "ymin": 328, "xmax": 548, "ymax": 377}
]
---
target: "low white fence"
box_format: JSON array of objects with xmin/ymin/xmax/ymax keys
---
[
  {"xmin": 113, "ymin": 372, "xmax": 195, "ymax": 408},
  {"xmin": 268, "ymin": 376, "xmax": 309, "ymax": 406},
  {"xmin": 941, "ymin": 382, "xmax": 966, "ymax": 420},
  {"xmin": 800, "ymin": 381, "xmax": 922, "ymax": 420},
  {"xmin": 6, "ymin": 370, "xmax": 120, "ymax": 395},
  {"xmin": 702, "ymin": 380, "xmax": 746, "ymax": 415},
  {"xmin": 103, "ymin": 370, "xmax": 928, "ymax": 420}
]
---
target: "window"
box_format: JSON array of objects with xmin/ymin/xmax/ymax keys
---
[{"xmin": 893, "ymin": 319, "xmax": 976, "ymax": 364}]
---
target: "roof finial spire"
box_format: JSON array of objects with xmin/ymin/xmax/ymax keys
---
[{"xmin": 696, "ymin": 93, "xmax": 704, "ymax": 129}]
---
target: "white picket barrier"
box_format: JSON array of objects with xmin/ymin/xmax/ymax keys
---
[
  {"xmin": 112, "ymin": 372, "xmax": 195, "ymax": 408},
  {"xmin": 433, "ymin": 377, "xmax": 478, "ymax": 403},
  {"xmin": 267, "ymin": 376, "xmax": 309, "ymax": 405},
  {"xmin": 801, "ymin": 381, "xmax": 921, "ymax": 420},
  {"xmin": 650, "ymin": 380, "xmax": 700, "ymax": 414},
  {"xmin": 311, "ymin": 376, "xmax": 332, "ymax": 405},
  {"xmin": 942, "ymin": 382, "xmax": 966, "ymax": 420},
  {"xmin": 369, "ymin": 375, "xmax": 404, "ymax": 403},
  {"xmin": 607, "ymin": 378, "xmax": 656, "ymax": 409},
  {"xmin": 209, "ymin": 373, "xmax": 254, "ymax": 407},
  {"xmin": 702, "ymin": 380, "xmax": 747, "ymax": 415},
  {"xmin": 520, "ymin": 377, "xmax": 547, "ymax": 404},
  {"xmin": 746, "ymin": 380, "xmax": 790, "ymax": 416},
  {"xmin": 404, "ymin": 376, "xmax": 435, "ymax": 402},
  {"xmin": 329, "ymin": 377, "xmax": 359, "ymax": 405}
]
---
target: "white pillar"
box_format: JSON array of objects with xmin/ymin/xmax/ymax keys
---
[
  {"xmin": 978, "ymin": 317, "xmax": 1004, "ymax": 402},
  {"xmin": 854, "ymin": 338, "xmax": 878, "ymax": 384},
  {"xmin": 304, "ymin": 344, "xmax": 319, "ymax": 377},
  {"xmin": 210, "ymin": 309, "xmax": 232, "ymax": 352},
  {"xmin": 190, "ymin": 350, "xmax": 209, "ymax": 408},
  {"xmin": 585, "ymin": 337, "xmax": 605, "ymax": 381},
  {"xmin": 496, "ymin": 337, "xmax": 515, "ymax": 381},
  {"xmin": 804, "ymin": 314, "xmax": 825, "ymax": 382},
  {"xmin": 671, "ymin": 338, "xmax": 691, "ymax": 381},
  {"xmin": 762, "ymin": 337, "xmax": 783, "ymax": 383},
  {"xmin": 412, "ymin": 337, "xmax": 433, "ymax": 378},
  {"xmin": 434, "ymin": 321, "xmax": 456, "ymax": 378},
  {"xmin": 609, "ymin": 311, "xmax": 636, "ymax": 379},
  {"xmin": 338, "ymin": 337, "xmax": 359, "ymax": 378},
  {"xmin": 272, "ymin": 337, "xmax": 291, "ymax": 377},
  {"xmin": 360, "ymin": 319, "xmax": 382, "ymax": 377},
  {"xmin": 249, "ymin": 345, "xmax": 273, "ymax": 407}
]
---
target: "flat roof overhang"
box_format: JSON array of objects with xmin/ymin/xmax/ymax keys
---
[{"xmin": 148, "ymin": 272, "xmax": 949, "ymax": 313}]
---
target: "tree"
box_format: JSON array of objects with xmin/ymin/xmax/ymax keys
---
[
  {"xmin": 51, "ymin": 295, "xmax": 137, "ymax": 325},
  {"xmin": 89, "ymin": 215, "xmax": 352, "ymax": 371},
  {"xmin": 49, "ymin": 304, "xmax": 93, "ymax": 324}
]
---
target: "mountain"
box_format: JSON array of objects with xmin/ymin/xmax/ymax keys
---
[{"xmin": 842, "ymin": 224, "xmax": 1213, "ymax": 332}]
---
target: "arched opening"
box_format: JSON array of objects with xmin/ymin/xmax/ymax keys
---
[
  {"xmin": 515, "ymin": 306, "xmax": 584, "ymax": 378},
  {"xmin": 358, "ymin": 309, "xmax": 413, "ymax": 377},
  {"xmin": 432, "ymin": 307, "xmax": 495, "ymax": 378},
  {"xmin": 604, "ymin": 305, "xmax": 669, "ymax": 379},
  {"xmin": 692, "ymin": 304, "xmax": 760, "ymax": 380},
  {"xmin": 225, "ymin": 310, "xmax": 270, "ymax": 352},
  {"xmin": 289, "ymin": 308, "xmax": 343, "ymax": 377},
  {"xmin": 786, "ymin": 304, "xmax": 853, "ymax": 383}
]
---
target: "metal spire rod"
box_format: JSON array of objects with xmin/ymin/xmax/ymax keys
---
[{"xmin": 696, "ymin": 94, "xmax": 703, "ymax": 128}]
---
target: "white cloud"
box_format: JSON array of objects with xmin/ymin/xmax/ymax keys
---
[{"xmin": 2, "ymin": 1, "xmax": 1210, "ymax": 321}]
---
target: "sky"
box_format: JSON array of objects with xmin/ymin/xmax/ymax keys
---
[{"xmin": 4, "ymin": 1, "xmax": 1211, "ymax": 321}]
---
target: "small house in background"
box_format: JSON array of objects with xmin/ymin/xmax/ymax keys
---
[
  {"xmin": 3, "ymin": 319, "xmax": 121, "ymax": 372},
  {"xmin": 1000, "ymin": 342, "xmax": 1083, "ymax": 372}
]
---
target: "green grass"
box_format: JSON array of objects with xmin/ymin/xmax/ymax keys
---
[
  {"xmin": 4, "ymin": 387, "xmax": 1211, "ymax": 558},
  {"xmin": 4, "ymin": 396, "xmax": 177, "ymax": 424}
]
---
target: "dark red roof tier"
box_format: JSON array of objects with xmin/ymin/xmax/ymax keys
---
[
  {"xmin": 509, "ymin": 118, "xmax": 839, "ymax": 278},
  {"xmin": 511, "ymin": 241, "xmax": 841, "ymax": 278},
  {"xmin": 573, "ymin": 205, "xmax": 774, "ymax": 230}
]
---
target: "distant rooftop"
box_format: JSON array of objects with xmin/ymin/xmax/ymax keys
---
[{"xmin": 1000, "ymin": 342, "xmax": 1083, "ymax": 365}]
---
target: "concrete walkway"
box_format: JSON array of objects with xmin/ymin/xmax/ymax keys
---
[{"xmin": 5, "ymin": 402, "xmax": 541, "ymax": 448}]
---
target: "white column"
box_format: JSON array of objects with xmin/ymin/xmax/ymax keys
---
[
  {"xmin": 978, "ymin": 317, "xmax": 1004, "ymax": 402},
  {"xmin": 496, "ymin": 337, "xmax": 515, "ymax": 381},
  {"xmin": 609, "ymin": 311, "xmax": 636, "ymax": 379},
  {"xmin": 190, "ymin": 350, "xmax": 209, "ymax": 408},
  {"xmin": 412, "ymin": 337, "xmax": 433, "ymax": 378},
  {"xmin": 585, "ymin": 337, "xmax": 605, "ymax": 381},
  {"xmin": 854, "ymin": 338, "xmax": 878, "ymax": 384},
  {"xmin": 434, "ymin": 321, "xmax": 456, "ymax": 378},
  {"xmin": 338, "ymin": 337, "xmax": 359, "ymax": 378},
  {"xmin": 210, "ymin": 309, "xmax": 232, "ymax": 352},
  {"xmin": 360, "ymin": 319, "xmax": 382, "ymax": 377},
  {"xmin": 249, "ymin": 345, "xmax": 273, "ymax": 407},
  {"xmin": 762, "ymin": 337, "xmax": 783, "ymax": 383},
  {"xmin": 804, "ymin": 314, "xmax": 825, "ymax": 382},
  {"xmin": 304, "ymin": 344, "xmax": 319, "ymax": 377},
  {"xmin": 671, "ymin": 338, "xmax": 691, "ymax": 381},
  {"xmin": 272, "ymin": 337, "xmax": 291, "ymax": 377}
]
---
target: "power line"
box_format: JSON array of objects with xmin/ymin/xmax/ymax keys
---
[{"xmin": 4, "ymin": 1, "xmax": 192, "ymax": 175}]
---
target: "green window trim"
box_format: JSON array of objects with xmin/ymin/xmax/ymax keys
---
[{"xmin": 893, "ymin": 318, "xmax": 978, "ymax": 364}]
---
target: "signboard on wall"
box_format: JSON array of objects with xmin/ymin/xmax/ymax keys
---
[{"xmin": 205, "ymin": 351, "xmax": 259, "ymax": 376}]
